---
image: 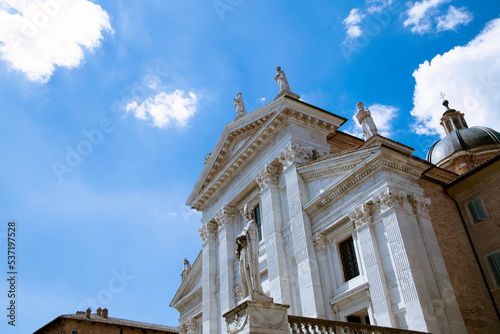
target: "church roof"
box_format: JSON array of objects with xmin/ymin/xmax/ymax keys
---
[
  {"xmin": 426, "ymin": 126, "xmax": 500, "ymax": 164},
  {"xmin": 34, "ymin": 313, "xmax": 178, "ymax": 333}
]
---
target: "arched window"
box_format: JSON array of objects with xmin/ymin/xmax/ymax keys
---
[
  {"xmin": 461, "ymin": 116, "xmax": 468, "ymax": 128},
  {"xmin": 446, "ymin": 120, "xmax": 453, "ymax": 132},
  {"xmin": 453, "ymin": 117, "xmax": 461, "ymax": 129}
]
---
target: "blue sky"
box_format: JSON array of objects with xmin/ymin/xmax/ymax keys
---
[{"xmin": 0, "ymin": 0, "xmax": 499, "ymax": 332}]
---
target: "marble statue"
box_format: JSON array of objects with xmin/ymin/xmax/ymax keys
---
[
  {"xmin": 181, "ymin": 258, "xmax": 191, "ymax": 281},
  {"xmin": 235, "ymin": 204, "xmax": 264, "ymax": 299},
  {"xmin": 234, "ymin": 92, "xmax": 246, "ymax": 117},
  {"xmin": 356, "ymin": 102, "xmax": 379, "ymax": 140},
  {"xmin": 274, "ymin": 66, "xmax": 291, "ymax": 92}
]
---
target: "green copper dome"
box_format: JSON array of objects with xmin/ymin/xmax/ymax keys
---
[{"xmin": 426, "ymin": 126, "xmax": 500, "ymax": 164}]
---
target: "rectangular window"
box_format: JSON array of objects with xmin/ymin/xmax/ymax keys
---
[
  {"xmin": 487, "ymin": 252, "xmax": 500, "ymax": 287},
  {"xmin": 468, "ymin": 199, "xmax": 487, "ymax": 223},
  {"xmin": 339, "ymin": 236, "xmax": 359, "ymax": 281},
  {"xmin": 72, "ymin": 331, "xmax": 79, "ymax": 334},
  {"xmin": 253, "ymin": 205, "xmax": 262, "ymax": 241}
]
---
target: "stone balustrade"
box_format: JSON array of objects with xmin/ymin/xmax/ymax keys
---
[{"xmin": 288, "ymin": 316, "xmax": 429, "ymax": 334}]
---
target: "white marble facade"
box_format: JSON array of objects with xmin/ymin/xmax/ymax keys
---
[{"xmin": 170, "ymin": 86, "xmax": 467, "ymax": 334}]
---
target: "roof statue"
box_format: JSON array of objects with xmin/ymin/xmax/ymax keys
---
[
  {"xmin": 181, "ymin": 258, "xmax": 191, "ymax": 281},
  {"xmin": 274, "ymin": 66, "xmax": 291, "ymax": 92},
  {"xmin": 235, "ymin": 204, "xmax": 269, "ymax": 301},
  {"xmin": 234, "ymin": 92, "xmax": 246, "ymax": 118},
  {"xmin": 356, "ymin": 102, "xmax": 379, "ymax": 140}
]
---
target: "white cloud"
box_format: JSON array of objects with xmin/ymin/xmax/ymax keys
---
[
  {"xmin": 0, "ymin": 0, "xmax": 112, "ymax": 83},
  {"xmin": 346, "ymin": 103, "xmax": 399, "ymax": 138},
  {"xmin": 343, "ymin": 8, "xmax": 365, "ymax": 39},
  {"xmin": 410, "ymin": 18, "xmax": 500, "ymax": 137},
  {"xmin": 403, "ymin": 0, "xmax": 472, "ymax": 34},
  {"xmin": 259, "ymin": 97, "xmax": 266, "ymax": 102},
  {"xmin": 126, "ymin": 89, "xmax": 198, "ymax": 128},
  {"xmin": 436, "ymin": 5, "xmax": 473, "ymax": 32},
  {"xmin": 366, "ymin": 0, "xmax": 393, "ymax": 13},
  {"xmin": 404, "ymin": 0, "xmax": 450, "ymax": 34}
]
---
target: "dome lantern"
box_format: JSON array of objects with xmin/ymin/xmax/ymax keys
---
[{"xmin": 439, "ymin": 100, "xmax": 468, "ymax": 135}]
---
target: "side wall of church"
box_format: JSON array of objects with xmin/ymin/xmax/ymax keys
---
[
  {"xmin": 448, "ymin": 163, "xmax": 500, "ymax": 312},
  {"xmin": 418, "ymin": 177, "xmax": 500, "ymax": 334}
]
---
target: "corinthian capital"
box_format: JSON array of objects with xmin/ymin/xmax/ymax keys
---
[
  {"xmin": 214, "ymin": 205, "xmax": 234, "ymax": 227},
  {"xmin": 349, "ymin": 203, "xmax": 372, "ymax": 229},
  {"xmin": 278, "ymin": 142, "xmax": 326, "ymax": 169},
  {"xmin": 313, "ymin": 233, "xmax": 327, "ymax": 253},
  {"xmin": 408, "ymin": 194, "xmax": 431, "ymax": 217},
  {"xmin": 255, "ymin": 163, "xmax": 278, "ymax": 191},
  {"xmin": 198, "ymin": 221, "xmax": 217, "ymax": 241},
  {"xmin": 377, "ymin": 186, "xmax": 406, "ymax": 212}
]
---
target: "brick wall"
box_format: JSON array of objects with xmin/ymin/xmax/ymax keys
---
[{"xmin": 419, "ymin": 178, "xmax": 500, "ymax": 334}]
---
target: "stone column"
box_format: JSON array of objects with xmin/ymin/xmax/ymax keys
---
[
  {"xmin": 278, "ymin": 142, "xmax": 326, "ymax": 318},
  {"xmin": 350, "ymin": 203, "xmax": 396, "ymax": 327},
  {"xmin": 255, "ymin": 163, "xmax": 291, "ymax": 306},
  {"xmin": 378, "ymin": 187, "xmax": 438, "ymax": 333},
  {"xmin": 199, "ymin": 221, "xmax": 218, "ymax": 334},
  {"xmin": 313, "ymin": 233, "xmax": 334, "ymax": 319},
  {"xmin": 215, "ymin": 205, "xmax": 236, "ymax": 317}
]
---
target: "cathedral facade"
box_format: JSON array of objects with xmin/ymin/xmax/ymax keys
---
[{"xmin": 170, "ymin": 69, "xmax": 500, "ymax": 334}]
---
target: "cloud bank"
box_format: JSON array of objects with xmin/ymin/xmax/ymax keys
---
[
  {"xmin": 0, "ymin": 0, "xmax": 112, "ymax": 83},
  {"xmin": 411, "ymin": 18, "xmax": 500, "ymax": 137}
]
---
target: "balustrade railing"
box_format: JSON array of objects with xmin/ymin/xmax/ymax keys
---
[{"xmin": 288, "ymin": 316, "xmax": 429, "ymax": 334}]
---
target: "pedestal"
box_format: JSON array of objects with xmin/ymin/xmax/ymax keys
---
[{"xmin": 223, "ymin": 297, "xmax": 290, "ymax": 334}]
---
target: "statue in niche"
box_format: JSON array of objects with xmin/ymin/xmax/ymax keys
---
[
  {"xmin": 235, "ymin": 204, "xmax": 265, "ymax": 299},
  {"xmin": 356, "ymin": 102, "xmax": 379, "ymax": 140},
  {"xmin": 274, "ymin": 66, "xmax": 291, "ymax": 92},
  {"xmin": 234, "ymin": 92, "xmax": 246, "ymax": 117}
]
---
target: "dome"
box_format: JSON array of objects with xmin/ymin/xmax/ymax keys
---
[{"xmin": 427, "ymin": 126, "xmax": 500, "ymax": 164}]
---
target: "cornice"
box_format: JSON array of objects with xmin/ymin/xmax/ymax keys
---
[
  {"xmin": 170, "ymin": 251, "xmax": 202, "ymax": 308},
  {"xmin": 304, "ymin": 154, "xmax": 423, "ymax": 217}
]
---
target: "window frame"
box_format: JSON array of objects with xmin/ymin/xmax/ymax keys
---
[
  {"xmin": 487, "ymin": 251, "xmax": 500, "ymax": 288},
  {"xmin": 467, "ymin": 198, "xmax": 487, "ymax": 224},
  {"xmin": 338, "ymin": 235, "xmax": 360, "ymax": 282}
]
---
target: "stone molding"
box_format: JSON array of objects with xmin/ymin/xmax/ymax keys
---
[
  {"xmin": 278, "ymin": 141, "xmax": 327, "ymax": 170},
  {"xmin": 215, "ymin": 205, "xmax": 234, "ymax": 228},
  {"xmin": 198, "ymin": 221, "xmax": 217, "ymax": 241},
  {"xmin": 305, "ymin": 158, "xmax": 422, "ymax": 217},
  {"xmin": 348, "ymin": 187, "xmax": 431, "ymax": 228},
  {"xmin": 313, "ymin": 233, "xmax": 327, "ymax": 253},
  {"xmin": 301, "ymin": 162, "xmax": 361, "ymax": 180},
  {"xmin": 255, "ymin": 164, "xmax": 278, "ymax": 191}
]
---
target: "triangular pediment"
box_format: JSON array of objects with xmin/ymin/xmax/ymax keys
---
[
  {"xmin": 170, "ymin": 251, "xmax": 202, "ymax": 309},
  {"xmin": 187, "ymin": 94, "xmax": 348, "ymax": 210}
]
